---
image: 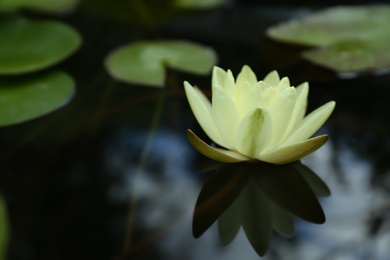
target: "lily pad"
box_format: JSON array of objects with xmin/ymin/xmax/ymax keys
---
[
  {"xmin": 0, "ymin": 71, "xmax": 75, "ymax": 127},
  {"xmin": 105, "ymin": 41, "xmax": 217, "ymax": 87},
  {"xmin": 266, "ymin": 5, "xmax": 390, "ymax": 73},
  {"xmin": 267, "ymin": 5, "xmax": 390, "ymax": 46},
  {"xmin": 0, "ymin": 0, "xmax": 78, "ymax": 13},
  {"xmin": 302, "ymin": 38, "xmax": 390, "ymax": 72},
  {"xmin": 0, "ymin": 17, "xmax": 81, "ymax": 75}
]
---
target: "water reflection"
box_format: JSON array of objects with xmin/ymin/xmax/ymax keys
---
[
  {"xmin": 193, "ymin": 161, "xmax": 330, "ymax": 256},
  {"xmin": 298, "ymin": 141, "xmax": 390, "ymax": 260},
  {"xmin": 103, "ymin": 127, "xmax": 200, "ymax": 259}
]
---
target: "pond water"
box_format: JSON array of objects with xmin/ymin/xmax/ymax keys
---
[{"xmin": 1, "ymin": 2, "xmax": 390, "ymax": 260}]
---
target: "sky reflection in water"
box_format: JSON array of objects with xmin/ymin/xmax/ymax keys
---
[{"xmin": 101, "ymin": 125, "xmax": 390, "ymax": 260}]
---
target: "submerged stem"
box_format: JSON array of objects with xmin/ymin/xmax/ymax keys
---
[{"xmin": 123, "ymin": 81, "xmax": 168, "ymax": 253}]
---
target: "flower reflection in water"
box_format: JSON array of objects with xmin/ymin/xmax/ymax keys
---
[{"xmin": 192, "ymin": 161, "xmax": 330, "ymax": 256}]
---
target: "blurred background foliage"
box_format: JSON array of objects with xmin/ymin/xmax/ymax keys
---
[
  {"xmin": 0, "ymin": 16, "xmax": 80, "ymax": 75},
  {"xmin": 0, "ymin": 1, "xmax": 81, "ymax": 127},
  {"xmin": 267, "ymin": 5, "xmax": 390, "ymax": 74},
  {"xmin": 0, "ymin": 0, "xmax": 224, "ymax": 126}
]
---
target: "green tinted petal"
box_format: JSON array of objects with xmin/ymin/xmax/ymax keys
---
[
  {"xmin": 258, "ymin": 135, "xmax": 328, "ymax": 165},
  {"xmin": 234, "ymin": 107, "xmax": 272, "ymax": 157},
  {"xmin": 186, "ymin": 130, "xmax": 248, "ymax": 163}
]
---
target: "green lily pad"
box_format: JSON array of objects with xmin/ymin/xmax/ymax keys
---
[
  {"xmin": 0, "ymin": 17, "xmax": 81, "ymax": 75},
  {"xmin": 0, "ymin": 197, "xmax": 8, "ymax": 260},
  {"xmin": 105, "ymin": 41, "xmax": 217, "ymax": 87},
  {"xmin": 174, "ymin": 0, "xmax": 224, "ymax": 9},
  {"xmin": 302, "ymin": 38, "xmax": 390, "ymax": 72},
  {"xmin": 0, "ymin": 71, "xmax": 75, "ymax": 127},
  {"xmin": 267, "ymin": 5, "xmax": 390, "ymax": 46},
  {"xmin": 266, "ymin": 5, "xmax": 390, "ymax": 73},
  {"xmin": 0, "ymin": 0, "xmax": 78, "ymax": 13}
]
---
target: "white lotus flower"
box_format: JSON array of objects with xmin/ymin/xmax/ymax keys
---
[{"xmin": 184, "ymin": 65, "xmax": 335, "ymax": 165}]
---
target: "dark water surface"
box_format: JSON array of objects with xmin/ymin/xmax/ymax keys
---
[{"xmin": 1, "ymin": 3, "xmax": 390, "ymax": 260}]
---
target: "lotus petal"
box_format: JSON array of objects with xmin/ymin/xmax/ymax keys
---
[
  {"xmin": 259, "ymin": 135, "xmax": 328, "ymax": 165},
  {"xmin": 283, "ymin": 101, "xmax": 335, "ymax": 146},
  {"xmin": 184, "ymin": 82, "xmax": 225, "ymax": 146},
  {"xmin": 186, "ymin": 130, "xmax": 248, "ymax": 163}
]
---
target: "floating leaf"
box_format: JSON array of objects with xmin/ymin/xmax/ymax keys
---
[
  {"xmin": 105, "ymin": 41, "xmax": 217, "ymax": 87},
  {"xmin": 266, "ymin": 5, "xmax": 390, "ymax": 73},
  {"xmin": 0, "ymin": 17, "xmax": 81, "ymax": 75},
  {"xmin": 267, "ymin": 5, "xmax": 390, "ymax": 46},
  {"xmin": 0, "ymin": 71, "xmax": 75, "ymax": 127},
  {"xmin": 175, "ymin": 0, "xmax": 224, "ymax": 9},
  {"xmin": 302, "ymin": 38, "xmax": 390, "ymax": 72},
  {"xmin": 0, "ymin": 197, "xmax": 8, "ymax": 260}
]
